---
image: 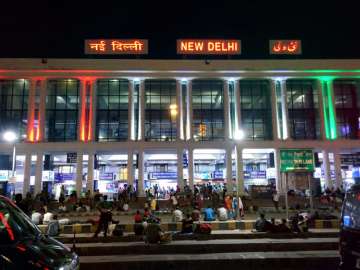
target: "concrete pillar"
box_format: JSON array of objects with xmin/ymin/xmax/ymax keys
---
[
  {"xmin": 236, "ymin": 146, "xmax": 244, "ymax": 194},
  {"xmin": 235, "ymin": 80, "xmax": 242, "ymax": 133},
  {"xmin": 188, "ymin": 149, "xmax": 194, "ymax": 189},
  {"xmin": 226, "ymin": 147, "xmax": 233, "ymax": 194},
  {"xmin": 26, "ymin": 80, "xmax": 36, "ymax": 142},
  {"xmin": 22, "ymin": 153, "xmax": 31, "ymax": 196},
  {"xmin": 270, "ymin": 80, "xmax": 279, "ymax": 140},
  {"xmin": 322, "ymin": 150, "xmax": 332, "ymax": 189},
  {"xmin": 186, "ymin": 80, "xmax": 193, "ymax": 140},
  {"xmin": 38, "ymin": 80, "xmax": 47, "ymax": 141},
  {"xmin": 274, "ymin": 149, "xmax": 282, "ymax": 192},
  {"xmin": 34, "ymin": 152, "xmax": 43, "ymax": 195},
  {"xmin": 86, "ymin": 153, "xmax": 94, "ymax": 194},
  {"xmin": 137, "ymin": 151, "xmax": 145, "ymax": 196},
  {"xmin": 177, "ymin": 149, "xmax": 184, "ymax": 190},
  {"xmin": 78, "ymin": 80, "xmax": 85, "ymax": 141},
  {"xmin": 139, "ymin": 80, "xmax": 145, "ymax": 141},
  {"xmin": 90, "ymin": 80, "xmax": 97, "ymax": 141},
  {"xmin": 280, "ymin": 80, "xmax": 290, "ymax": 140},
  {"xmin": 317, "ymin": 80, "xmax": 327, "ymax": 140},
  {"xmin": 176, "ymin": 80, "xmax": 183, "ymax": 140},
  {"xmin": 75, "ymin": 153, "xmax": 83, "ymax": 197},
  {"xmin": 334, "ymin": 151, "xmax": 343, "ymax": 189},
  {"xmin": 223, "ymin": 80, "xmax": 230, "ymax": 139},
  {"xmin": 128, "ymin": 80, "xmax": 135, "ymax": 141},
  {"xmin": 127, "ymin": 150, "xmax": 134, "ymax": 187}
]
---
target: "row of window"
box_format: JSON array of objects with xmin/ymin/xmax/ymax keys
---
[{"xmin": 0, "ymin": 79, "xmax": 359, "ymax": 142}]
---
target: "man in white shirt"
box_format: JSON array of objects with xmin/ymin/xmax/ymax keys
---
[
  {"xmin": 31, "ymin": 211, "xmax": 43, "ymax": 225},
  {"xmin": 217, "ymin": 206, "xmax": 228, "ymax": 221},
  {"xmin": 173, "ymin": 207, "xmax": 183, "ymax": 222},
  {"xmin": 272, "ymin": 190, "xmax": 280, "ymax": 211},
  {"xmin": 43, "ymin": 211, "xmax": 54, "ymax": 224}
]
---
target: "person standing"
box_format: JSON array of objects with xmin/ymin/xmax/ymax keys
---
[{"xmin": 272, "ymin": 190, "xmax": 280, "ymax": 211}]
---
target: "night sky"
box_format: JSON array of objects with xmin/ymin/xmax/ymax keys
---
[{"xmin": 0, "ymin": 1, "xmax": 359, "ymax": 59}]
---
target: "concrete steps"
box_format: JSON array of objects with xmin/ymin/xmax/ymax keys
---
[
  {"xmin": 79, "ymin": 250, "xmax": 339, "ymax": 270},
  {"xmin": 71, "ymin": 238, "xmax": 338, "ymax": 256}
]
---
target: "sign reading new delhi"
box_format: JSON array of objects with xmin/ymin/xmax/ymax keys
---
[
  {"xmin": 85, "ymin": 39, "xmax": 148, "ymax": 54},
  {"xmin": 280, "ymin": 149, "xmax": 314, "ymax": 172},
  {"xmin": 84, "ymin": 39, "xmax": 302, "ymax": 55},
  {"xmin": 177, "ymin": 39, "xmax": 241, "ymax": 55}
]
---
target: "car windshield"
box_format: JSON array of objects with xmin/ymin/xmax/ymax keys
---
[
  {"xmin": 0, "ymin": 196, "xmax": 40, "ymax": 244},
  {"xmin": 342, "ymin": 191, "xmax": 360, "ymax": 230}
]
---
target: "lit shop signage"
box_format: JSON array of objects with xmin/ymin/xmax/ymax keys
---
[
  {"xmin": 84, "ymin": 39, "xmax": 148, "ymax": 54},
  {"xmin": 270, "ymin": 40, "xmax": 301, "ymax": 55},
  {"xmin": 177, "ymin": 39, "xmax": 241, "ymax": 55},
  {"xmin": 280, "ymin": 149, "xmax": 314, "ymax": 172}
]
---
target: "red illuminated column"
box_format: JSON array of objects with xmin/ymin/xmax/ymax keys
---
[
  {"xmin": 78, "ymin": 79, "xmax": 95, "ymax": 142},
  {"xmin": 38, "ymin": 80, "xmax": 47, "ymax": 142},
  {"xmin": 78, "ymin": 80, "xmax": 86, "ymax": 142},
  {"xmin": 27, "ymin": 79, "xmax": 46, "ymax": 142},
  {"xmin": 26, "ymin": 79, "xmax": 36, "ymax": 142}
]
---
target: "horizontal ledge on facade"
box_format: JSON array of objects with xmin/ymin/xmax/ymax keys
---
[{"xmin": 1, "ymin": 139, "xmax": 360, "ymax": 154}]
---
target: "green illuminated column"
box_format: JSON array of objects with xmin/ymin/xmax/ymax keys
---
[{"xmin": 320, "ymin": 78, "xmax": 337, "ymax": 140}]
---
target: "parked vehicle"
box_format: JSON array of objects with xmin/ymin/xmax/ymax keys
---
[
  {"xmin": 0, "ymin": 195, "xmax": 79, "ymax": 269},
  {"xmin": 339, "ymin": 184, "xmax": 360, "ymax": 269}
]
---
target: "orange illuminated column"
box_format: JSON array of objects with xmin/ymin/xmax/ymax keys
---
[
  {"xmin": 27, "ymin": 79, "xmax": 43, "ymax": 143},
  {"xmin": 79, "ymin": 79, "xmax": 95, "ymax": 142}
]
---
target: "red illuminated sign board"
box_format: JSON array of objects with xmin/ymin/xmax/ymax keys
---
[
  {"xmin": 177, "ymin": 39, "xmax": 241, "ymax": 55},
  {"xmin": 270, "ymin": 40, "xmax": 302, "ymax": 55},
  {"xmin": 84, "ymin": 39, "xmax": 148, "ymax": 55}
]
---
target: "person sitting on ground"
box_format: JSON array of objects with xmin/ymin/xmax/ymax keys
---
[
  {"xmin": 217, "ymin": 205, "xmax": 228, "ymax": 221},
  {"xmin": 43, "ymin": 210, "xmax": 54, "ymax": 225},
  {"xmin": 123, "ymin": 202, "xmax": 129, "ymax": 212},
  {"xmin": 144, "ymin": 207, "xmax": 150, "ymax": 219},
  {"xmin": 173, "ymin": 206, "xmax": 183, "ymax": 222},
  {"xmin": 47, "ymin": 214, "xmax": 60, "ymax": 237},
  {"xmin": 31, "ymin": 208, "xmax": 45, "ymax": 225},
  {"xmin": 254, "ymin": 213, "xmax": 271, "ymax": 232},
  {"xmin": 290, "ymin": 213, "xmax": 301, "ymax": 233},
  {"xmin": 181, "ymin": 214, "xmax": 194, "ymax": 234},
  {"xmin": 76, "ymin": 201, "xmax": 86, "ymax": 212},
  {"xmin": 134, "ymin": 210, "xmax": 143, "ymax": 223},
  {"xmin": 203, "ymin": 207, "xmax": 216, "ymax": 222},
  {"xmin": 275, "ymin": 219, "xmax": 291, "ymax": 233},
  {"xmin": 298, "ymin": 215, "xmax": 309, "ymax": 233},
  {"xmin": 191, "ymin": 206, "xmax": 201, "ymax": 222}
]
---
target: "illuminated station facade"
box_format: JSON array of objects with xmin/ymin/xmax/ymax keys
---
[{"xmin": 0, "ymin": 39, "xmax": 359, "ymax": 199}]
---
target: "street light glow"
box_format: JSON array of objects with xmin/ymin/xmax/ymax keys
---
[
  {"xmin": 234, "ymin": 129, "xmax": 245, "ymax": 140},
  {"xmin": 3, "ymin": 131, "xmax": 17, "ymax": 142}
]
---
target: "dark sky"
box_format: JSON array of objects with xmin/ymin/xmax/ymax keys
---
[{"xmin": 1, "ymin": 1, "xmax": 359, "ymax": 59}]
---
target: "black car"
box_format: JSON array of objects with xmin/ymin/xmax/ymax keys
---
[
  {"xmin": 340, "ymin": 184, "xmax": 360, "ymax": 269},
  {"xmin": 0, "ymin": 195, "xmax": 79, "ymax": 270}
]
